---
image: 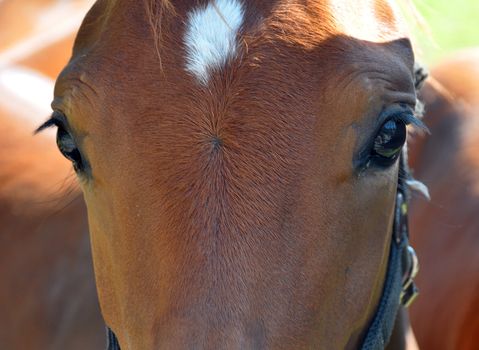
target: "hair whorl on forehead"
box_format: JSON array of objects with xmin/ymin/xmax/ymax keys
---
[{"xmin": 143, "ymin": 0, "xmax": 176, "ymax": 66}]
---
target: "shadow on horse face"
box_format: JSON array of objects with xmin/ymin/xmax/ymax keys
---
[{"xmin": 44, "ymin": 1, "xmax": 419, "ymax": 348}]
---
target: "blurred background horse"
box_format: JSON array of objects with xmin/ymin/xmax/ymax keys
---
[
  {"xmin": 0, "ymin": 1, "xmax": 103, "ymax": 349},
  {"xmin": 409, "ymin": 48, "xmax": 479, "ymax": 350}
]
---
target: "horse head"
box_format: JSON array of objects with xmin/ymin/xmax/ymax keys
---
[{"xmin": 38, "ymin": 1, "xmax": 424, "ymax": 348}]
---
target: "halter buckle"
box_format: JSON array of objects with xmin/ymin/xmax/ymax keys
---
[
  {"xmin": 395, "ymin": 189, "xmax": 420, "ymax": 307},
  {"xmin": 400, "ymin": 245, "xmax": 420, "ymax": 307},
  {"xmin": 401, "ymin": 282, "xmax": 419, "ymax": 307}
]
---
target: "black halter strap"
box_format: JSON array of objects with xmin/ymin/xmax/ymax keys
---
[
  {"xmin": 360, "ymin": 169, "xmax": 419, "ymax": 349},
  {"xmin": 107, "ymin": 327, "xmax": 121, "ymax": 350},
  {"xmin": 105, "ymin": 156, "xmax": 419, "ymax": 350}
]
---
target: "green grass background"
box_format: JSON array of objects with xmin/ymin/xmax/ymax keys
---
[{"xmin": 410, "ymin": 0, "xmax": 479, "ymax": 63}]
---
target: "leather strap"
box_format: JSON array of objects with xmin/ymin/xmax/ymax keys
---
[
  {"xmin": 360, "ymin": 189, "xmax": 418, "ymax": 350},
  {"xmin": 106, "ymin": 327, "xmax": 121, "ymax": 350}
]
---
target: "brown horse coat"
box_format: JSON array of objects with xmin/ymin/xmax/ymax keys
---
[
  {"xmin": 0, "ymin": 1, "xmax": 103, "ymax": 348},
  {"xmin": 409, "ymin": 49, "xmax": 479, "ymax": 350},
  {"xmin": 46, "ymin": 1, "xmax": 421, "ymax": 348}
]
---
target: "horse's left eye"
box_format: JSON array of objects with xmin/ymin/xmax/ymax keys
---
[
  {"xmin": 56, "ymin": 127, "xmax": 84, "ymax": 171},
  {"xmin": 371, "ymin": 119, "xmax": 407, "ymax": 167}
]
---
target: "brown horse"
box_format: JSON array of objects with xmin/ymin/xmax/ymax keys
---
[
  {"xmin": 0, "ymin": 1, "xmax": 103, "ymax": 348},
  {"xmin": 0, "ymin": 0, "xmax": 94, "ymax": 71},
  {"xmin": 0, "ymin": 109, "xmax": 104, "ymax": 349},
  {"xmin": 409, "ymin": 48, "xmax": 479, "ymax": 350},
  {"xmin": 37, "ymin": 0, "xmax": 426, "ymax": 348}
]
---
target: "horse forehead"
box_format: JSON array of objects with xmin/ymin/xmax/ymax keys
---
[
  {"xmin": 74, "ymin": 0, "xmax": 406, "ymax": 52},
  {"xmin": 174, "ymin": 0, "xmax": 405, "ymax": 44},
  {"xmin": 65, "ymin": 0, "xmax": 411, "ymax": 107},
  {"xmin": 179, "ymin": 0, "xmax": 406, "ymax": 71}
]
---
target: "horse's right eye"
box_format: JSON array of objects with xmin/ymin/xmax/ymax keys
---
[
  {"xmin": 56, "ymin": 127, "xmax": 84, "ymax": 172},
  {"xmin": 370, "ymin": 119, "xmax": 407, "ymax": 167}
]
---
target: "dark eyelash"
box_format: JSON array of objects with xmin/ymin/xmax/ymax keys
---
[
  {"xmin": 35, "ymin": 117, "xmax": 57, "ymax": 134},
  {"xmin": 34, "ymin": 112, "xmax": 66, "ymax": 134},
  {"xmin": 391, "ymin": 110, "xmax": 429, "ymax": 134}
]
